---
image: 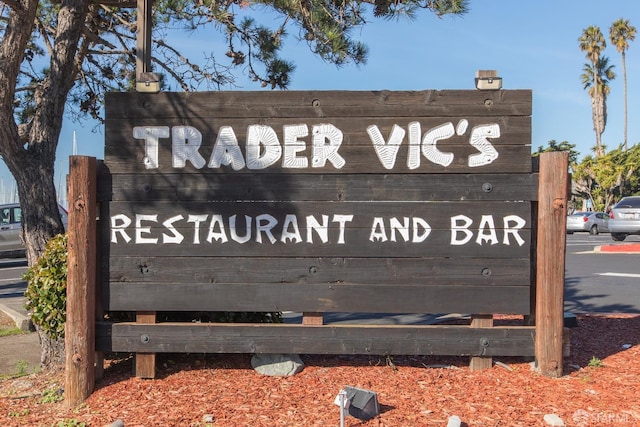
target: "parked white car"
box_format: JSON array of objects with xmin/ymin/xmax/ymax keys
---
[
  {"xmin": 0, "ymin": 203, "xmax": 68, "ymax": 257},
  {"xmin": 608, "ymin": 196, "xmax": 640, "ymax": 241},
  {"xmin": 566, "ymin": 211, "xmax": 609, "ymax": 235}
]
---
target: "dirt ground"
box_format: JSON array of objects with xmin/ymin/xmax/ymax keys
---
[
  {"xmin": 1, "ymin": 313, "xmax": 639, "ymax": 426},
  {"xmin": 0, "ymin": 310, "xmax": 17, "ymax": 330},
  {"xmin": 0, "ymin": 311, "xmax": 41, "ymax": 378}
]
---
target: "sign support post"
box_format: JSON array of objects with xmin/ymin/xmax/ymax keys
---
[
  {"xmin": 535, "ymin": 151, "xmax": 569, "ymax": 378},
  {"xmin": 65, "ymin": 156, "xmax": 97, "ymax": 407}
]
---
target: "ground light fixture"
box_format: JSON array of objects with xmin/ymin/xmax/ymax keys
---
[{"xmin": 334, "ymin": 386, "xmax": 380, "ymax": 425}]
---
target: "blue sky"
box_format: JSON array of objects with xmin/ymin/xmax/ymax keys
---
[{"xmin": 1, "ymin": 0, "xmax": 639, "ymax": 202}]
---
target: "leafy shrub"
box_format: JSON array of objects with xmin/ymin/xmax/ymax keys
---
[{"xmin": 24, "ymin": 234, "xmax": 68, "ymax": 340}]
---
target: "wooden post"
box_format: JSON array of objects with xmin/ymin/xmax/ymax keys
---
[
  {"xmin": 469, "ymin": 314, "xmax": 493, "ymax": 370},
  {"xmin": 136, "ymin": 0, "xmax": 152, "ymax": 77},
  {"xmin": 135, "ymin": 311, "xmax": 157, "ymax": 378},
  {"xmin": 65, "ymin": 156, "xmax": 97, "ymax": 407},
  {"xmin": 94, "ymin": 187, "xmax": 104, "ymax": 381},
  {"xmin": 535, "ymin": 152, "xmax": 568, "ymax": 377}
]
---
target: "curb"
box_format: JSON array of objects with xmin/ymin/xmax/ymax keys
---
[
  {"xmin": 597, "ymin": 244, "xmax": 640, "ymax": 253},
  {"xmin": 0, "ymin": 303, "xmax": 32, "ymax": 332}
]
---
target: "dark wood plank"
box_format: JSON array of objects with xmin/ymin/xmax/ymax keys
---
[
  {"xmin": 96, "ymin": 322, "xmax": 536, "ymax": 356},
  {"xmin": 99, "ymin": 173, "xmax": 539, "ymax": 203},
  {"xmin": 104, "ymin": 116, "xmax": 531, "ymax": 147},
  {"xmin": 103, "ymin": 200, "xmax": 532, "ymax": 258},
  {"xmin": 104, "ymin": 200, "xmax": 533, "ymax": 220},
  {"xmin": 103, "ymin": 282, "xmax": 531, "ymax": 314},
  {"xmin": 105, "ymin": 231, "xmax": 533, "ymax": 258},
  {"xmin": 104, "ymin": 145, "xmax": 532, "ymax": 175},
  {"xmin": 106, "ymin": 256, "xmax": 530, "ymax": 285},
  {"xmin": 104, "ymin": 90, "xmax": 532, "ymax": 175},
  {"xmin": 105, "ymin": 90, "xmax": 533, "ymax": 120},
  {"xmin": 94, "ymin": 179, "xmax": 105, "ymax": 382},
  {"xmin": 103, "ymin": 118, "xmax": 531, "ymax": 175}
]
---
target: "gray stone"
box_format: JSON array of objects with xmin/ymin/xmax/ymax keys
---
[
  {"xmin": 543, "ymin": 413, "xmax": 565, "ymax": 426},
  {"xmin": 447, "ymin": 415, "xmax": 462, "ymax": 427},
  {"xmin": 104, "ymin": 420, "xmax": 124, "ymax": 427},
  {"xmin": 251, "ymin": 353, "xmax": 304, "ymax": 377}
]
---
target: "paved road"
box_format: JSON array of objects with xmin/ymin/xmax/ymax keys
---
[
  {"xmin": 565, "ymin": 233, "xmax": 640, "ymax": 313},
  {"xmin": 0, "ymin": 258, "xmax": 29, "ymax": 328}
]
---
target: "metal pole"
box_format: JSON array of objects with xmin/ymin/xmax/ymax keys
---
[{"xmin": 339, "ymin": 390, "xmax": 346, "ymax": 427}]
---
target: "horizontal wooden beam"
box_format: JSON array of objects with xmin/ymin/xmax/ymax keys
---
[
  {"xmin": 105, "ymin": 90, "xmax": 533, "ymax": 120},
  {"xmin": 96, "ymin": 322, "xmax": 536, "ymax": 357},
  {"xmin": 98, "ymin": 172, "xmax": 539, "ymax": 202},
  {"xmin": 106, "ymin": 256, "xmax": 530, "ymax": 285},
  {"xmin": 103, "ymin": 282, "xmax": 531, "ymax": 314}
]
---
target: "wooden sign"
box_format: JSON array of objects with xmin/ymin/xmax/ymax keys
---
[
  {"xmin": 65, "ymin": 90, "xmax": 568, "ymax": 404},
  {"xmin": 101, "ymin": 90, "xmax": 534, "ymax": 316},
  {"xmin": 87, "ymin": 88, "xmax": 560, "ymax": 382}
]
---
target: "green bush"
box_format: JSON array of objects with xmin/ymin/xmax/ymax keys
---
[{"xmin": 24, "ymin": 234, "xmax": 68, "ymax": 340}]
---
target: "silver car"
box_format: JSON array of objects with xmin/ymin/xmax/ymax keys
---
[
  {"xmin": 0, "ymin": 203, "xmax": 68, "ymax": 257},
  {"xmin": 566, "ymin": 211, "xmax": 610, "ymax": 235},
  {"xmin": 608, "ymin": 196, "xmax": 640, "ymax": 241}
]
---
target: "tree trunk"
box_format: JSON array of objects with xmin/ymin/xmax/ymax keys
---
[
  {"xmin": 6, "ymin": 150, "xmax": 67, "ymax": 367},
  {"xmin": 11, "ymin": 154, "xmax": 66, "ymax": 265},
  {"xmin": 35, "ymin": 325, "xmax": 66, "ymax": 369},
  {"xmin": 622, "ymin": 52, "xmax": 628, "ymax": 150},
  {"xmin": 0, "ymin": 0, "xmax": 90, "ymax": 369},
  {"xmin": 591, "ymin": 93, "xmax": 606, "ymax": 157},
  {"xmin": 592, "ymin": 67, "xmax": 602, "ymax": 157}
]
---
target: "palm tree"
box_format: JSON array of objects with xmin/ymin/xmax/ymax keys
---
[
  {"xmin": 578, "ymin": 26, "xmax": 607, "ymax": 156},
  {"xmin": 609, "ymin": 19, "xmax": 637, "ymax": 150},
  {"xmin": 580, "ymin": 57, "xmax": 616, "ymax": 157}
]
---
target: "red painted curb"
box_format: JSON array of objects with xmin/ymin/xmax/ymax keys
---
[{"xmin": 598, "ymin": 244, "xmax": 640, "ymax": 253}]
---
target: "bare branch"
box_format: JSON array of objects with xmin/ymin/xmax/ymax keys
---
[
  {"xmin": 152, "ymin": 55, "xmax": 190, "ymax": 91},
  {"xmin": 99, "ymin": 3, "xmax": 135, "ymax": 29},
  {"xmin": 35, "ymin": 17, "xmax": 55, "ymax": 57}
]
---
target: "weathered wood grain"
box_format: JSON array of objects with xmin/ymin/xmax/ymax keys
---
[
  {"xmin": 95, "ymin": 322, "xmax": 536, "ymax": 356},
  {"xmin": 105, "ymin": 90, "xmax": 533, "ymax": 120},
  {"xmin": 102, "ymin": 282, "xmax": 531, "ymax": 314},
  {"xmin": 95, "ymin": 89, "xmax": 545, "ymax": 370},
  {"xmin": 535, "ymin": 152, "xmax": 569, "ymax": 377},
  {"xmin": 103, "ymin": 200, "xmax": 532, "ymax": 258},
  {"xmin": 106, "ymin": 256, "xmax": 530, "ymax": 284},
  {"xmin": 65, "ymin": 156, "xmax": 97, "ymax": 407},
  {"xmin": 99, "ymin": 173, "xmax": 539, "ymax": 202}
]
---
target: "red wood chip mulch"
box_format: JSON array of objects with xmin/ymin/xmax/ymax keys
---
[{"xmin": 1, "ymin": 314, "xmax": 639, "ymax": 426}]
